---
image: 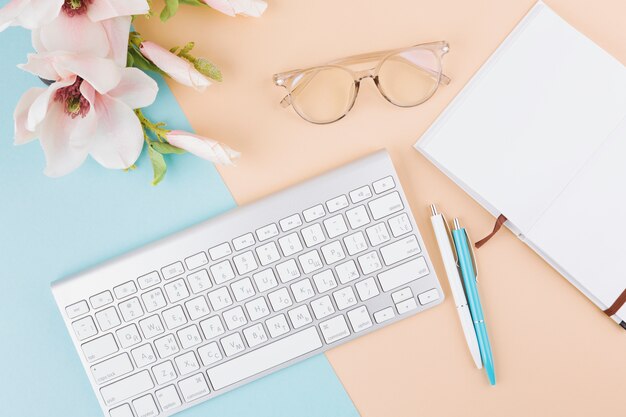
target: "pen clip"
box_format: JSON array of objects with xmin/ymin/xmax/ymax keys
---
[
  {"xmin": 464, "ymin": 228, "xmax": 479, "ymax": 282},
  {"xmin": 441, "ymin": 213, "xmax": 458, "ymax": 264}
]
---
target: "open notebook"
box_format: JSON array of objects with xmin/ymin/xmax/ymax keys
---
[{"xmin": 415, "ymin": 1, "xmax": 626, "ymax": 327}]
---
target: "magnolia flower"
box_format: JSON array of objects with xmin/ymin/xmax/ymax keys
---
[
  {"xmin": 202, "ymin": 0, "xmax": 267, "ymax": 17},
  {"xmin": 166, "ymin": 131, "xmax": 240, "ymax": 165},
  {"xmin": 0, "ymin": 0, "xmax": 149, "ymax": 66},
  {"xmin": 15, "ymin": 52, "xmax": 158, "ymax": 176},
  {"xmin": 139, "ymin": 41, "xmax": 211, "ymax": 92}
]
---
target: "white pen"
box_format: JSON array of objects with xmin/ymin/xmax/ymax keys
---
[{"xmin": 429, "ymin": 204, "xmax": 482, "ymax": 369}]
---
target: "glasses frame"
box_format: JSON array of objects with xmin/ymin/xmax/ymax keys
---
[{"xmin": 273, "ymin": 41, "xmax": 450, "ymax": 124}]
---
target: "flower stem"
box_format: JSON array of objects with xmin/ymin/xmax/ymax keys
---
[{"xmin": 135, "ymin": 109, "xmax": 170, "ymax": 143}]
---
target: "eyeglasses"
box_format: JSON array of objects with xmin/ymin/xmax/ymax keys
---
[{"xmin": 273, "ymin": 41, "xmax": 450, "ymax": 124}]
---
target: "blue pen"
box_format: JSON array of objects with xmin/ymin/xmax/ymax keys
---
[{"xmin": 452, "ymin": 218, "xmax": 496, "ymax": 385}]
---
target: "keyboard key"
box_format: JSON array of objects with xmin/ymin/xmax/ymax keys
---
[
  {"xmin": 155, "ymin": 385, "xmax": 182, "ymax": 412},
  {"xmin": 275, "ymin": 259, "xmax": 300, "ymax": 283},
  {"xmin": 268, "ymin": 287, "xmax": 293, "ymax": 311},
  {"xmin": 162, "ymin": 261, "xmax": 184, "ymax": 280},
  {"xmin": 355, "ymin": 277, "xmax": 380, "ymax": 301},
  {"xmin": 231, "ymin": 277, "xmax": 256, "ymax": 302},
  {"xmin": 343, "ymin": 231, "xmax": 368, "ymax": 255},
  {"xmin": 233, "ymin": 250, "xmax": 259, "ymax": 275},
  {"xmin": 91, "ymin": 353, "xmax": 133, "ymax": 385},
  {"xmin": 90, "ymin": 291, "xmax": 113, "ymax": 309},
  {"xmin": 118, "ymin": 297, "xmax": 144, "ymax": 322},
  {"xmin": 256, "ymin": 223, "xmax": 279, "ymax": 242},
  {"xmin": 253, "ymin": 269, "xmax": 279, "ymax": 292},
  {"xmin": 109, "ymin": 404, "xmax": 133, "ymax": 417},
  {"xmin": 326, "ymin": 195, "xmax": 349, "ymax": 212},
  {"xmin": 380, "ymin": 235, "xmax": 421, "ymax": 266},
  {"xmin": 232, "ymin": 233, "xmax": 255, "ymax": 251},
  {"xmin": 187, "ymin": 269, "xmax": 212, "ymax": 294},
  {"xmin": 320, "ymin": 241, "xmax": 346, "ymax": 264},
  {"xmin": 137, "ymin": 271, "xmax": 160, "ymax": 290},
  {"xmin": 290, "ymin": 278, "xmax": 315, "ymax": 302},
  {"xmin": 368, "ymin": 191, "xmax": 403, "ymax": 220},
  {"xmin": 83, "ymin": 333, "xmax": 118, "ymax": 363},
  {"xmin": 332, "ymin": 286, "xmax": 357, "ymax": 310},
  {"xmin": 221, "ymin": 332, "xmax": 246, "ymax": 356},
  {"xmin": 365, "ymin": 222, "xmax": 391, "ymax": 246},
  {"xmin": 177, "ymin": 324, "xmax": 202, "ymax": 349},
  {"xmin": 95, "ymin": 306, "xmax": 121, "ymax": 331},
  {"xmin": 243, "ymin": 323, "xmax": 269, "ymax": 347},
  {"xmin": 223, "ymin": 306, "xmax": 248, "ymax": 330},
  {"xmin": 131, "ymin": 343, "xmax": 157, "ymax": 367},
  {"xmin": 347, "ymin": 306, "xmax": 373, "ymax": 332},
  {"xmin": 277, "ymin": 232, "xmax": 303, "ymax": 257},
  {"xmin": 377, "ymin": 257, "xmax": 429, "ymax": 292},
  {"xmin": 207, "ymin": 327, "xmax": 322, "ymax": 390},
  {"xmin": 349, "ymin": 185, "xmax": 372, "ymax": 203},
  {"xmin": 311, "ymin": 295, "xmax": 335, "ymax": 320},
  {"xmin": 345, "ymin": 205, "xmax": 370, "ymax": 229},
  {"xmin": 139, "ymin": 315, "xmax": 165, "ymax": 339},
  {"xmin": 210, "ymin": 259, "xmax": 236, "ymax": 284},
  {"xmin": 373, "ymin": 307, "xmax": 395, "ymax": 323},
  {"xmin": 388, "ymin": 213, "xmax": 412, "ymax": 237},
  {"xmin": 303, "ymin": 204, "xmax": 325, "ymax": 222},
  {"xmin": 265, "ymin": 314, "xmax": 290, "ymax": 338},
  {"xmin": 178, "ymin": 374, "xmax": 210, "ymax": 402},
  {"xmin": 116, "ymin": 324, "xmax": 142, "ymax": 349},
  {"xmin": 301, "ymin": 223, "xmax": 326, "ymax": 247},
  {"xmin": 132, "ymin": 394, "xmax": 158, "ymax": 417},
  {"xmin": 164, "ymin": 278, "xmax": 190, "ymax": 303},
  {"xmin": 185, "ymin": 296, "xmax": 210, "ymax": 321},
  {"xmin": 142, "ymin": 288, "xmax": 167, "ymax": 313},
  {"xmin": 154, "ymin": 334, "xmax": 180, "ymax": 358},
  {"xmin": 335, "ymin": 259, "xmax": 359, "ymax": 284},
  {"xmin": 312, "ymin": 269, "xmax": 338, "ymax": 293},
  {"xmin": 396, "ymin": 297, "xmax": 418, "ymax": 314},
  {"xmin": 152, "ymin": 361, "xmax": 177, "ymax": 385},
  {"xmin": 279, "ymin": 213, "xmax": 302, "ymax": 232},
  {"xmin": 162, "ymin": 305, "xmax": 187, "ymax": 330},
  {"xmin": 73, "ymin": 316, "xmax": 98, "ymax": 340},
  {"xmin": 174, "ymin": 351, "xmax": 200, "ymax": 376},
  {"xmin": 245, "ymin": 297, "xmax": 270, "ymax": 321},
  {"xmin": 287, "ymin": 305, "xmax": 313, "ymax": 329},
  {"xmin": 207, "ymin": 287, "xmax": 233, "ymax": 311},
  {"xmin": 208, "ymin": 242, "xmax": 232, "ymax": 261},
  {"xmin": 66, "ymin": 300, "xmax": 89, "ymax": 318},
  {"xmin": 113, "ymin": 281, "xmax": 137, "ymax": 300},
  {"xmin": 185, "ymin": 252, "xmax": 209, "ymax": 270},
  {"xmin": 391, "ymin": 287, "xmax": 413, "ymax": 303},
  {"xmin": 418, "ymin": 288, "xmax": 440, "ymax": 305},
  {"xmin": 357, "ymin": 251, "xmax": 383, "ymax": 275},
  {"xmin": 372, "ymin": 176, "xmax": 396, "ymax": 194},
  {"xmin": 298, "ymin": 250, "xmax": 323, "ymax": 274},
  {"xmin": 199, "ymin": 316, "xmax": 225, "ymax": 340},
  {"xmin": 256, "ymin": 242, "xmax": 281, "ymax": 266},
  {"xmin": 197, "ymin": 342, "xmax": 223, "ymax": 366},
  {"xmin": 319, "ymin": 315, "xmax": 350, "ymax": 344},
  {"xmin": 323, "ymin": 214, "xmax": 348, "ymax": 238},
  {"xmin": 100, "ymin": 370, "xmax": 154, "ymax": 406}
]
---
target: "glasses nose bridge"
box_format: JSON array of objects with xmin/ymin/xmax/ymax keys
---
[{"xmin": 354, "ymin": 68, "xmax": 376, "ymax": 82}]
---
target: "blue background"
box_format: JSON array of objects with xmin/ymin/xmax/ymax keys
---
[{"xmin": 0, "ymin": 10, "xmax": 359, "ymax": 417}]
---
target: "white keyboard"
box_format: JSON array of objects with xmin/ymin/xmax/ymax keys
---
[{"xmin": 52, "ymin": 150, "xmax": 443, "ymax": 417}]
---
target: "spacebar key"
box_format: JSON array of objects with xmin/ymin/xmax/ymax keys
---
[{"xmin": 207, "ymin": 327, "xmax": 322, "ymax": 390}]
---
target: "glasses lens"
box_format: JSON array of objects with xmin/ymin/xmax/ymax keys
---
[
  {"xmin": 377, "ymin": 48, "xmax": 440, "ymax": 107},
  {"xmin": 290, "ymin": 67, "xmax": 355, "ymax": 123}
]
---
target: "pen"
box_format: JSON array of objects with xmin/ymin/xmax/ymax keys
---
[
  {"xmin": 452, "ymin": 218, "xmax": 496, "ymax": 385},
  {"xmin": 429, "ymin": 205, "xmax": 482, "ymax": 369}
]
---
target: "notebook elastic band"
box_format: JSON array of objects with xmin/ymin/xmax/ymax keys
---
[
  {"xmin": 475, "ymin": 214, "xmax": 508, "ymax": 248},
  {"xmin": 604, "ymin": 288, "xmax": 626, "ymax": 317}
]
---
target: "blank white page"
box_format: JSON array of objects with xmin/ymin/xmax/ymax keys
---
[{"xmin": 416, "ymin": 2, "xmax": 626, "ymax": 233}]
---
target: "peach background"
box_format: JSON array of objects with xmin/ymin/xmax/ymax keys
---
[{"xmin": 136, "ymin": 1, "xmax": 626, "ymax": 416}]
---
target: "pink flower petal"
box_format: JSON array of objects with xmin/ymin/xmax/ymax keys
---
[
  {"xmin": 0, "ymin": 0, "xmax": 64, "ymax": 30},
  {"xmin": 56, "ymin": 53, "xmax": 122, "ymax": 94},
  {"xmin": 107, "ymin": 67, "xmax": 158, "ymax": 109},
  {"xmin": 26, "ymin": 78, "xmax": 75, "ymax": 132},
  {"xmin": 18, "ymin": 52, "xmax": 60, "ymax": 81},
  {"xmin": 0, "ymin": 0, "xmax": 29, "ymax": 31},
  {"xmin": 202, "ymin": 0, "xmax": 235, "ymax": 16},
  {"xmin": 89, "ymin": 94, "xmax": 144, "ymax": 169},
  {"xmin": 203, "ymin": 0, "xmax": 267, "ymax": 17},
  {"xmin": 38, "ymin": 12, "xmax": 109, "ymax": 58},
  {"xmin": 100, "ymin": 16, "xmax": 132, "ymax": 67},
  {"xmin": 166, "ymin": 130, "xmax": 240, "ymax": 165},
  {"xmin": 87, "ymin": 0, "xmax": 149, "ymax": 22},
  {"xmin": 14, "ymin": 87, "xmax": 45, "ymax": 145}
]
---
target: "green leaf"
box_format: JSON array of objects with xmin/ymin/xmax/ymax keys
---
[
  {"xmin": 148, "ymin": 145, "xmax": 167, "ymax": 185},
  {"xmin": 126, "ymin": 51, "xmax": 134, "ymax": 67},
  {"xmin": 193, "ymin": 58, "xmax": 222, "ymax": 81},
  {"xmin": 160, "ymin": 0, "xmax": 179, "ymax": 22},
  {"xmin": 151, "ymin": 142, "xmax": 186, "ymax": 154},
  {"xmin": 179, "ymin": 0, "xmax": 206, "ymax": 5},
  {"xmin": 128, "ymin": 46, "xmax": 165, "ymax": 75}
]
